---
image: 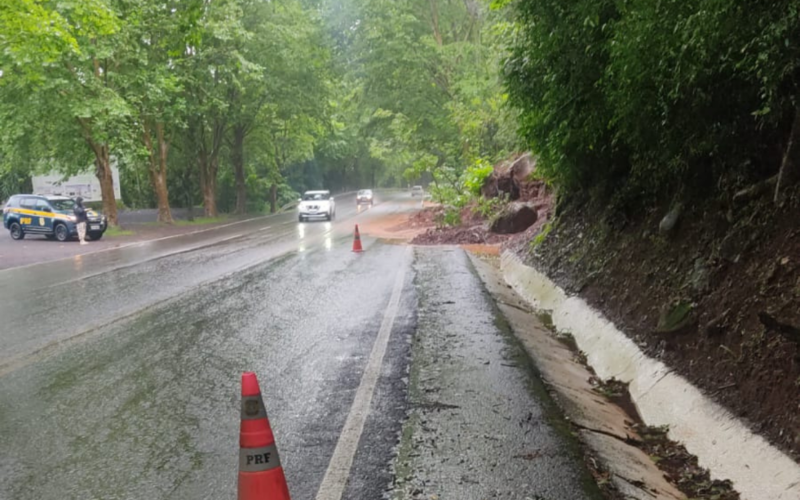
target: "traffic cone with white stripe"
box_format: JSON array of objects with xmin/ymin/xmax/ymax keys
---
[
  {"xmin": 352, "ymin": 224, "xmax": 363, "ymax": 253},
  {"xmin": 238, "ymin": 372, "xmax": 291, "ymax": 500}
]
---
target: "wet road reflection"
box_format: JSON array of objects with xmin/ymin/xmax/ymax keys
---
[{"xmin": 0, "ymin": 191, "xmax": 422, "ymax": 500}]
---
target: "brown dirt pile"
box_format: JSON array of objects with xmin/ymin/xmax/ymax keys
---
[
  {"xmin": 411, "ymin": 154, "xmax": 556, "ymax": 247},
  {"xmin": 411, "ymin": 203, "xmax": 509, "ymax": 245}
]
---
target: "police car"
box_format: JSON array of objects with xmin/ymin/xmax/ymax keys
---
[{"xmin": 3, "ymin": 195, "xmax": 108, "ymax": 242}]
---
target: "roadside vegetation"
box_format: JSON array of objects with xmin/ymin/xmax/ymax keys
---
[
  {"xmin": 0, "ymin": 0, "xmax": 518, "ymax": 226},
  {"xmin": 496, "ymin": 0, "xmax": 800, "ymax": 466},
  {"xmin": 503, "ymin": 0, "xmax": 800, "ymax": 211},
  {"xmin": 103, "ymin": 226, "xmax": 134, "ymax": 238}
]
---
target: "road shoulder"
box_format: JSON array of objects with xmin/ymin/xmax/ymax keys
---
[
  {"xmin": 469, "ymin": 252, "xmax": 687, "ymax": 500},
  {"xmin": 389, "ymin": 246, "xmax": 602, "ymax": 499}
]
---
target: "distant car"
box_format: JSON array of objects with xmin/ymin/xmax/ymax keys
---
[
  {"xmin": 3, "ymin": 194, "xmax": 108, "ymax": 242},
  {"xmin": 356, "ymin": 189, "xmax": 374, "ymax": 206},
  {"xmin": 298, "ymin": 190, "xmax": 336, "ymax": 222},
  {"xmin": 411, "ymin": 185, "xmax": 424, "ymax": 197}
]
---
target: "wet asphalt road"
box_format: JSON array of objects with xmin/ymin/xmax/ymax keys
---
[
  {"xmin": 0, "ymin": 191, "xmax": 598, "ymax": 500},
  {"xmin": 0, "ymin": 192, "xmax": 404, "ymax": 373}
]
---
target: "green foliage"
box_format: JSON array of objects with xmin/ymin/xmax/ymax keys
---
[
  {"xmin": 429, "ymin": 184, "xmax": 466, "ymax": 209},
  {"xmin": 104, "ymin": 226, "xmax": 135, "ymax": 237},
  {"xmin": 530, "ymin": 223, "xmax": 552, "ymax": 249},
  {"xmin": 503, "ymin": 0, "xmax": 800, "ymax": 209},
  {"xmin": 504, "ymin": 0, "xmax": 619, "ymax": 194},
  {"xmin": 276, "ymin": 183, "xmax": 301, "ymax": 210},
  {"xmin": 0, "ymin": 163, "xmax": 32, "ymax": 201},
  {"xmin": 0, "ymin": 0, "xmax": 332, "ymax": 216},
  {"xmin": 317, "ymin": 0, "xmax": 519, "ymax": 191},
  {"xmin": 463, "ymin": 160, "xmax": 494, "ymax": 195},
  {"xmin": 1, "ymin": 0, "xmax": 524, "ymax": 216},
  {"xmin": 473, "ymin": 195, "xmax": 505, "ymax": 219},
  {"xmin": 438, "ymin": 207, "xmax": 462, "ymax": 227}
]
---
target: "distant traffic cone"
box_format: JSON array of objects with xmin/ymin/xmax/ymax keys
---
[
  {"xmin": 238, "ymin": 372, "xmax": 291, "ymax": 500},
  {"xmin": 352, "ymin": 224, "xmax": 364, "ymax": 253}
]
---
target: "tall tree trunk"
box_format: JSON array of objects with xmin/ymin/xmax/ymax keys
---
[
  {"xmin": 197, "ymin": 119, "xmax": 223, "ymax": 218},
  {"xmin": 93, "ymin": 145, "xmax": 119, "ymax": 227},
  {"xmin": 199, "ymin": 156, "xmax": 219, "ymax": 217},
  {"xmin": 270, "ymin": 183, "xmax": 277, "ymax": 213},
  {"xmin": 149, "ymin": 168, "xmax": 172, "ymax": 224},
  {"xmin": 143, "ymin": 121, "xmax": 173, "ymax": 223},
  {"xmin": 154, "ymin": 123, "xmax": 173, "ymax": 223},
  {"xmin": 775, "ymin": 103, "xmax": 800, "ymax": 202},
  {"xmin": 73, "ymin": 72, "xmax": 119, "ymax": 227},
  {"xmin": 77, "ymin": 118, "xmax": 118, "ymax": 226},
  {"xmin": 232, "ymin": 125, "xmax": 247, "ymax": 215},
  {"xmin": 199, "ymin": 155, "xmax": 209, "ymax": 215}
]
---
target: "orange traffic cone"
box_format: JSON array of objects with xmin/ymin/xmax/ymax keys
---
[
  {"xmin": 238, "ymin": 372, "xmax": 291, "ymax": 500},
  {"xmin": 352, "ymin": 224, "xmax": 364, "ymax": 253}
]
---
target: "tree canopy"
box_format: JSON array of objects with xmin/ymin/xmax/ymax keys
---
[
  {"xmin": 503, "ymin": 0, "xmax": 800, "ymax": 209},
  {"xmin": 2, "ymin": 0, "xmax": 799, "ymax": 219}
]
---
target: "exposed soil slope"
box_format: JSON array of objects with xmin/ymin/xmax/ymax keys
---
[
  {"xmin": 512, "ymin": 187, "xmax": 800, "ymax": 461},
  {"xmin": 411, "ymin": 154, "xmax": 555, "ymax": 246}
]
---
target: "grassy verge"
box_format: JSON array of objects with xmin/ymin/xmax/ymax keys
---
[
  {"xmin": 105, "ymin": 226, "xmax": 135, "ymax": 237},
  {"xmin": 143, "ymin": 215, "xmax": 229, "ymax": 227}
]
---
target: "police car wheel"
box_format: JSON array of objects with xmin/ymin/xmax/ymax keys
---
[
  {"xmin": 9, "ymin": 222, "xmax": 24, "ymax": 240},
  {"xmin": 88, "ymin": 232, "xmax": 103, "ymax": 241},
  {"xmin": 54, "ymin": 223, "xmax": 70, "ymax": 242}
]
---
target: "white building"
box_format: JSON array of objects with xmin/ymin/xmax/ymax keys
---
[{"xmin": 32, "ymin": 164, "xmax": 121, "ymax": 202}]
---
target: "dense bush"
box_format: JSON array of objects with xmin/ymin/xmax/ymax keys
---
[
  {"xmin": 503, "ymin": 0, "xmax": 800, "ymax": 209},
  {"xmin": 462, "ymin": 160, "xmax": 495, "ymax": 195}
]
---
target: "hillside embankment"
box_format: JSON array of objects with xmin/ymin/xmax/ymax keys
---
[
  {"xmin": 516, "ymin": 185, "xmax": 800, "ymax": 463},
  {"xmin": 400, "ymin": 153, "xmax": 800, "ymax": 498}
]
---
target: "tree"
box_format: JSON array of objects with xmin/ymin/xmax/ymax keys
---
[
  {"xmin": 1, "ymin": 0, "xmax": 125, "ymax": 224},
  {"xmin": 502, "ymin": 0, "xmax": 800, "ymax": 208},
  {"xmin": 117, "ymin": 0, "xmax": 199, "ymax": 223},
  {"xmin": 226, "ymin": 0, "xmax": 329, "ymax": 214},
  {"xmin": 306, "ymin": 0, "xmax": 517, "ymax": 201}
]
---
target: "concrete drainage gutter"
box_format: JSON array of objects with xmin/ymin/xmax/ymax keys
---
[{"xmin": 501, "ymin": 251, "xmax": 800, "ymax": 500}]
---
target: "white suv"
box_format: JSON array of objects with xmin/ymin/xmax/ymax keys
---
[{"xmin": 298, "ymin": 190, "xmax": 336, "ymax": 222}]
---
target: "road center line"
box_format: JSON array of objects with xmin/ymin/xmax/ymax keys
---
[{"xmin": 314, "ymin": 248, "xmax": 409, "ymax": 500}]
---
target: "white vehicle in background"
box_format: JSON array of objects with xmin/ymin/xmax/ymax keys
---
[
  {"xmin": 411, "ymin": 185, "xmax": 424, "ymax": 197},
  {"xmin": 356, "ymin": 189, "xmax": 374, "ymax": 206},
  {"xmin": 298, "ymin": 190, "xmax": 335, "ymax": 222}
]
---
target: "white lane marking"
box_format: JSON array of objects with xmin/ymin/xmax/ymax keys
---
[{"xmin": 315, "ymin": 248, "xmax": 409, "ymax": 500}]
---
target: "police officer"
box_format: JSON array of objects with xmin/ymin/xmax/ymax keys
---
[{"xmin": 73, "ymin": 197, "xmax": 88, "ymax": 245}]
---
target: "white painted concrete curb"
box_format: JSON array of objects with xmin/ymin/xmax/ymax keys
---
[{"xmin": 501, "ymin": 251, "xmax": 800, "ymax": 500}]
